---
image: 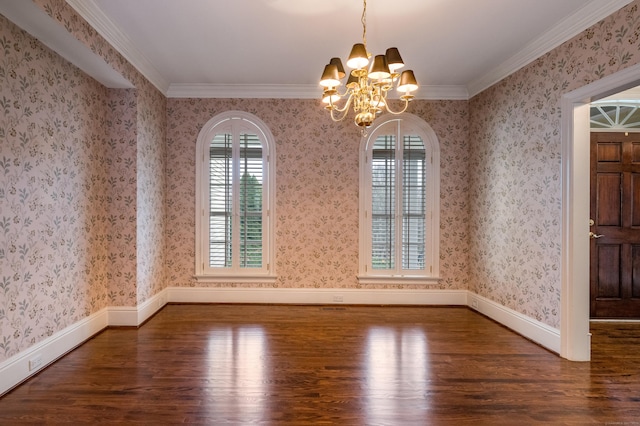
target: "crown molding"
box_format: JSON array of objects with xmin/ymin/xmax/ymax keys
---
[
  {"xmin": 166, "ymin": 83, "xmax": 469, "ymax": 100},
  {"xmin": 65, "ymin": 0, "xmax": 169, "ymax": 94},
  {"xmin": 466, "ymin": 0, "xmax": 635, "ymax": 98},
  {"xmin": 166, "ymin": 84, "xmax": 318, "ymax": 99},
  {"xmin": 419, "ymin": 85, "xmax": 469, "ymax": 101},
  {"xmin": 0, "ymin": 0, "xmax": 132, "ymax": 89},
  {"xmin": 67, "ymin": 0, "xmax": 632, "ymax": 100}
]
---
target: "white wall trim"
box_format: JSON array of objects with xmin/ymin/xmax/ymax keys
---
[
  {"xmin": 167, "ymin": 287, "xmax": 560, "ymax": 353},
  {"xmin": 8, "ymin": 0, "xmax": 624, "ymax": 99},
  {"xmin": 107, "ymin": 306, "xmax": 140, "ymax": 326},
  {"xmin": 1, "ymin": 287, "xmax": 561, "ymax": 396},
  {"xmin": 467, "ymin": 0, "xmax": 634, "ymax": 98},
  {"xmin": 560, "ymin": 62, "xmax": 640, "ymax": 362},
  {"xmin": 0, "ymin": 0, "xmax": 133, "ymax": 89},
  {"xmin": 0, "ymin": 290, "xmax": 169, "ymax": 396},
  {"xmin": 165, "ymin": 83, "xmax": 469, "ymax": 100},
  {"xmin": 136, "ymin": 291, "xmax": 168, "ymax": 324},
  {"xmin": 65, "ymin": 0, "xmax": 169, "ymax": 93},
  {"xmin": 468, "ymin": 293, "xmax": 560, "ymax": 354},
  {"xmin": 167, "ymin": 83, "xmax": 318, "ymax": 99},
  {"xmin": 0, "ymin": 308, "xmax": 109, "ymax": 396},
  {"xmin": 107, "ymin": 291, "xmax": 168, "ymax": 326},
  {"xmin": 166, "ymin": 287, "xmax": 467, "ymax": 305}
]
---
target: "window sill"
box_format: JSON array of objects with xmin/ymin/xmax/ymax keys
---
[
  {"xmin": 193, "ymin": 274, "xmax": 277, "ymax": 284},
  {"xmin": 357, "ymin": 275, "xmax": 441, "ymax": 285}
]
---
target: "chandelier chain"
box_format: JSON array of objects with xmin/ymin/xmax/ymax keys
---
[{"xmin": 361, "ymin": 0, "xmax": 367, "ymax": 52}]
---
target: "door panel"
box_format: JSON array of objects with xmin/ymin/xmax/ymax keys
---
[
  {"xmin": 596, "ymin": 173, "xmax": 621, "ymax": 226},
  {"xmin": 597, "ymin": 142, "xmax": 621, "ymax": 162},
  {"xmin": 633, "ymin": 174, "xmax": 640, "ymax": 225},
  {"xmin": 633, "ymin": 245, "xmax": 640, "ymax": 298},
  {"xmin": 590, "ymin": 132, "xmax": 640, "ymax": 318},
  {"xmin": 596, "ymin": 245, "xmax": 620, "ymax": 298}
]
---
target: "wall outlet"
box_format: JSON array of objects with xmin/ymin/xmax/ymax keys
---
[
  {"xmin": 471, "ymin": 298, "xmax": 479, "ymax": 309},
  {"xmin": 333, "ymin": 295, "xmax": 344, "ymax": 303},
  {"xmin": 29, "ymin": 354, "xmax": 43, "ymax": 371}
]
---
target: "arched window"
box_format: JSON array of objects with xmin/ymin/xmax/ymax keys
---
[
  {"xmin": 195, "ymin": 111, "xmax": 276, "ymax": 283},
  {"xmin": 358, "ymin": 114, "xmax": 440, "ymax": 284}
]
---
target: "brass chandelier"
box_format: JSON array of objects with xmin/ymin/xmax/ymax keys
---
[{"xmin": 319, "ymin": 0, "xmax": 419, "ymax": 128}]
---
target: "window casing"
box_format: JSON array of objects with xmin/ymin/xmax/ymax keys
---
[
  {"xmin": 359, "ymin": 114, "xmax": 440, "ymax": 284},
  {"xmin": 195, "ymin": 111, "xmax": 276, "ymax": 282}
]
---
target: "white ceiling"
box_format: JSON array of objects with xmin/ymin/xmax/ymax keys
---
[{"xmin": 1, "ymin": 0, "xmax": 636, "ymax": 99}]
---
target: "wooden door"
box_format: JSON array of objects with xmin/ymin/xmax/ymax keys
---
[{"xmin": 590, "ymin": 132, "xmax": 640, "ymax": 318}]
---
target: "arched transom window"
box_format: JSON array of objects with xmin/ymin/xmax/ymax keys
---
[{"xmin": 591, "ymin": 101, "xmax": 640, "ymax": 131}]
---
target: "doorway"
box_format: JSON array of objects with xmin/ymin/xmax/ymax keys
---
[
  {"xmin": 590, "ymin": 130, "xmax": 640, "ymax": 318},
  {"xmin": 562, "ymin": 62, "xmax": 640, "ymax": 361}
]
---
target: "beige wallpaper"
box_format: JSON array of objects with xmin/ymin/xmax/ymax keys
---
[
  {"xmin": 0, "ymin": 13, "xmax": 113, "ymax": 360},
  {"xmin": 0, "ymin": 0, "xmax": 166, "ymax": 363},
  {"xmin": 469, "ymin": 2, "xmax": 640, "ymax": 328},
  {"xmin": 135, "ymin": 81, "xmax": 167, "ymax": 304},
  {"xmin": 166, "ymin": 99, "xmax": 471, "ymax": 291}
]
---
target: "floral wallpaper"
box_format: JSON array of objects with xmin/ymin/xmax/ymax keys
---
[
  {"xmin": 103, "ymin": 89, "xmax": 138, "ymax": 306},
  {"xmin": 0, "ymin": 0, "xmax": 166, "ymax": 364},
  {"xmin": 0, "ymin": 13, "xmax": 111, "ymax": 360},
  {"xmin": 31, "ymin": 0, "xmax": 168, "ymax": 308},
  {"xmin": 166, "ymin": 98, "xmax": 470, "ymax": 291},
  {"xmin": 135, "ymin": 85, "xmax": 167, "ymax": 304},
  {"xmin": 469, "ymin": 1, "xmax": 640, "ymax": 328}
]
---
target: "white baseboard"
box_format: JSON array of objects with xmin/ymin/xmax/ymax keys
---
[
  {"xmin": 169, "ymin": 287, "xmax": 561, "ymax": 353},
  {"xmin": 0, "ymin": 308, "xmax": 109, "ymax": 396},
  {"xmin": 1, "ymin": 287, "xmax": 561, "ymax": 396},
  {"xmin": 0, "ymin": 290, "xmax": 169, "ymax": 396},
  {"xmin": 107, "ymin": 291, "xmax": 168, "ymax": 326},
  {"xmin": 166, "ymin": 286, "xmax": 468, "ymax": 305},
  {"xmin": 467, "ymin": 293, "xmax": 561, "ymax": 353}
]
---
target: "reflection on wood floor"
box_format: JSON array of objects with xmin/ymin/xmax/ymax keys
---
[{"xmin": 1, "ymin": 304, "xmax": 639, "ymax": 424}]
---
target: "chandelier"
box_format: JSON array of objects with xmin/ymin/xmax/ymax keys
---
[{"xmin": 319, "ymin": 0, "xmax": 419, "ymax": 129}]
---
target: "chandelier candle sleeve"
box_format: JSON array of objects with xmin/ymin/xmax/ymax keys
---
[{"xmin": 319, "ymin": 0, "xmax": 419, "ymax": 128}]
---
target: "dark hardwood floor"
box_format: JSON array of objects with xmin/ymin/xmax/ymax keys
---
[{"xmin": 1, "ymin": 304, "xmax": 639, "ymax": 425}]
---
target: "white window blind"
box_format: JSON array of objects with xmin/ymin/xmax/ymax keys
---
[
  {"xmin": 237, "ymin": 133, "xmax": 263, "ymax": 268},
  {"xmin": 195, "ymin": 111, "xmax": 275, "ymax": 282},
  {"xmin": 372, "ymin": 135, "xmax": 396, "ymax": 269},
  {"xmin": 209, "ymin": 133, "xmax": 233, "ymax": 267},
  {"xmin": 371, "ymin": 134, "xmax": 426, "ymax": 272},
  {"xmin": 359, "ymin": 114, "xmax": 439, "ymax": 284},
  {"xmin": 209, "ymin": 132, "xmax": 264, "ymax": 269},
  {"xmin": 402, "ymin": 135, "xmax": 426, "ymax": 270}
]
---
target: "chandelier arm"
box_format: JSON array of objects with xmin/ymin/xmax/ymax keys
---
[
  {"xmin": 383, "ymin": 97, "xmax": 410, "ymax": 115},
  {"xmin": 330, "ymin": 95, "xmax": 354, "ymax": 122},
  {"xmin": 335, "ymin": 87, "xmax": 349, "ymax": 97},
  {"xmin": 329, "ymin": 92, "xmax": 354, "ymax": 114}
]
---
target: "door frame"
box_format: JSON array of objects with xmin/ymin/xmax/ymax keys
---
[{"xmin": 561, "ymin": 62, "xmax": 640, "ymax": 361}]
